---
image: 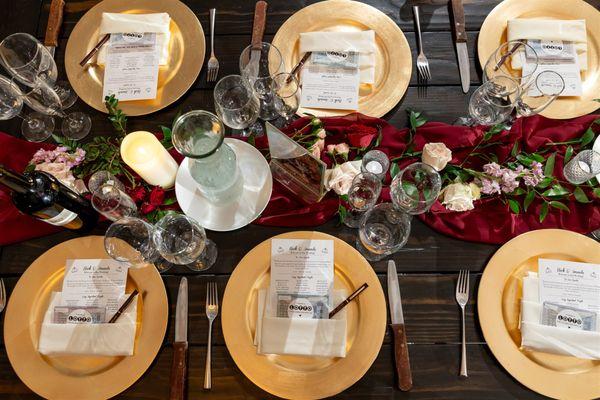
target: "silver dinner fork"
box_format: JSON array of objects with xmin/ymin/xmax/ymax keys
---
[
  {"xmin": 413, "ymin": 5, "xmax": 431, "ymax": 84},
  {"xmin": 204, "ymin": 281, "xmax": 219, "ymax": 389},
  {"xmin": 0, "ymin": 279, "xmax": 5, "ymax": 313},
  {"xmin": 455, "ymin": 270, "xmax": 469, "ymax": 377},
  {"xmin": 206, "ymin": 8, "xmax": 219, "ymax": 82}
]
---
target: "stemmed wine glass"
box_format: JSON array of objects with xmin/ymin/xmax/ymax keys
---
[
  {"xmin": 239, "ymin": 42, "xmax": 284, "ymax": 121},
  {"xmin": 514, "ymin": 71, "xmax": 565, "ymax": 118},
  {"xmin": 456, "ymin": 76, "xmax": 520, "ymax": 126},
  {"xmin": 90, "ymin": 172, "xmax": 137, "ymax": 222},
  {"xmin": 214, "ymin": 75, "xmax": 260, "ymax": 137},
  {"xmin": 104, "ymin": 216, "xmax": 164, "ymax": 270},
  {"xmin": 343, "ymin": 172, "xmax": 382, "ymax": 228},
  {"xmin": 153, "ymin": 213, "xmax": 218, "ymax": 272},
  {"xmin": 272, "ymin": 72, "xmax": 300, "ymax": 125},
  {"xmin": 483, "ymin": 40, "xmax": 539, "ymax": 89}
]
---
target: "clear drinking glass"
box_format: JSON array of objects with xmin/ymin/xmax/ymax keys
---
[
  {"xmin": 273, "ymin": 72, "xmax": 299, "ymax": 123},
  {"xmin": 214, "ymin": 75, "xmax": 260, "ymax": 137},
  {"xmin": 390, "ymin": 162, "xmax": 441, "ymax": 215},
  {"xmin": 461, "ymin": 76, "xmax": 520, "ymax": 126},
  {"xmin": 91, "ymin": 184, "xmax": 138, "ymax": 222},
  {"xmin": 483, "ymin": 40, "xmax": 539, "ymax": 89},
  {"xmin": 172, "ymin": 110, "xmax": 243, "ymax": 204},
  {"xmin": 343, "ymin": 172, "xmax": 382, "ymax": 228},
  {"xmin": 563, "ymin": 150, "xmax": 600, "ymax": 185},
  {"xmin": 356, "ymin": 203, "xmax": 411, "ymax": 261},
  {"xmin": 87, "ymin": 171, "xmax": 126, "ymax": 194},
  {"xmin": 239, "ymin": 42, "xmax": 284, "ymax": 121},
  {"xmin": 104, "ymin": 216, "xmax": 161, "ymax": 269},
  {"xmin": 153, "ymin": 213, "xmax": 218, "ymax": 272},
  {"xmin": 515, "ymin": 71, "xmax": 565, "ymax": 118},
  {"xmin": 361, "ymin": 150, "xmax": 390, "ymax": 181}
]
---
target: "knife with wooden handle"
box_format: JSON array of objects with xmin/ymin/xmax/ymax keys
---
[
  {"xmin": 450, "ymin": 0, "xmax": 470, "ymax": 93},
  {"xmin": 169, "ymin": 278, "xmax": 188, "ymax": 400},
  {"xmin": 44, "ymin": 0, "xmax": 65, "ymax": 58},
  {"xmin": 388, "ymin": 260, "xmax": 413, "ymax": 391},
  {"xmin": 245, "ymin": 1, "xmax": 267, "ymax": 79}
]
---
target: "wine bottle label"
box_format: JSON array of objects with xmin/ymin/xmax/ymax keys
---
[{"xmin": 44, "ymin": 208, "xmax": 79, "ymax": 226}]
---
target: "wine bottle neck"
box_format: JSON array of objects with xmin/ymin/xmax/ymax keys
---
[{"xmin": 0, "ymin": 166, "xmax": 31, "ymax": 194}]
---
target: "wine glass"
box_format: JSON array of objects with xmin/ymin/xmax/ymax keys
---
[
  {"xmin": 343, "ymin": 172, "xmax": 382, "ymax": 228},
  {"xmin": 214, "ymin": 75, "xmax": 260, "ymax": 137},
  {"xmin": 563, "ymin": 150, "xmax": 600, "ymax": 185},
  {"xmin": 87, "ymin": 171, "xmax": 126, "ymax": 194},
  {"xmin": 153, "ymin": 213, "xmax": 217, "ymax": 272},
  {"xmin": 272, "ymin": 72, "xmax": 300, "ymax": 124},
  {"xmin": 239, "ymin": 42, "xmax": 284, "ymax": 121},
  {"xmin": 91, "ymin": 184, "xmax": 138, "ymax": 222},
  {"xmin": 515, "ymin": 71, "xmax": 565, "ymax": 117},
  {"xmin": 456, "ymin": 76, "xmax": 520, "ymax": 126},
  {"xmin": 104, "ymin": 216, "xmax": 166, "ymax": 271},
  {"xmin": 356, "ymin": 203, "xmax": 411, "ymax": 261},
  {"xmin": 483, "ymin": 40, "xmax": 539, "ymax": 89},
  {"xmin": 390, "ymin": 162, "xmax": 441, "ymax": 215}
]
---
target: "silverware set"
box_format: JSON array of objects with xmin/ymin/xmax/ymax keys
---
[
  {"xmin": 204, "ymin": 281, "xmax": 219, "ymax": 390},
  {"xmin": 206, "ymin": 8, "xmax": 220, "ymax": 82},
  {"xmin": 455, "ymin": 270, "xmax": 470, "ymax": 377}
]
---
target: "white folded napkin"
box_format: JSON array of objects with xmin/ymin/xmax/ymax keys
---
[
  {"xmin": 38, "ymin": 292, "xmax": 138, "ymax": 356},
  {"xmin": 97, "ymin": 13, "xmax": 171, "ymax": 65},
  {"xmin": 507, "ymin": 19, "xmax": 588, "ymax": 71},
  {"xmin": 254, "ymin": 289, "xmax": 347, "ymax": 357},
  {"xmin": 299, "ymin": 31, "xmax": 376, "ymax": 84},
  {"xmin": 520, "ymin": 272, "xmax": 600, "ymax": 360}
]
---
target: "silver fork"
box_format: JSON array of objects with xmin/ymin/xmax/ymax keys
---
[
  {"xmin": 455, "ymin": 270, "xmax": 469, "ymax": 378},
  {"xmin": 0, "ymin": 279, "xmax": 5, "ymax": 313},
  {"xmin": 412, "ymin": 6, "xmax": 431, "ymax": 83},
  {"xmin": 206, "ymin": 8, "xmax": 219, "ymax": 82},
  {"xmin": 204, "ymin": 282, "xmax": 219, "ymax": 389}
]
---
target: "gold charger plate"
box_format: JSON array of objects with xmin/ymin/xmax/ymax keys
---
[
  {"xmin": 4, "ymin": 236, "xmax": 168, "ymax": 400},
  {"xmin": 65, "ymin": 0, "xmax": 204, "ymax": 116},
  {"xmin": 478, "ymin": 0, "xmax": 600, "ymax": 119},
  {"xmin": 222, "ymin": 231, "xmax": 386, "ymax": 400},
  {"xmin": 272, "ymin": 0, "xmax": 412, "ymax": 118},
  {"xmin": 478, "ymin": 229, "xmax": 600, "ymax": 400}
]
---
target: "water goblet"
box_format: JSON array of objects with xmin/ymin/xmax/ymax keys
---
[
  {"xmin": 563, "ymin": 150, "xmax": 600, "ymax": 185},
  {"xmin": 104, "ymin": 216, "xmax": 162, "ymax": 270},
  {"xmin": 87, "ymin": 171, "xmax": 126, "ymax": 194},
  {"xmin": 356, "ymin": 203, "xmax": 411, "ymax": 261},
  {"xmin": 153, "ymin": 213, "xmax": 218, "ymax": 272},
  {"xmin": 361, "ymin": 150, "xmax": 390, "ymax": 181},
  {"xmin": 272, "ymin": 72, "xmax": 299, "ymax": 124},
  {"xmin": 343, "ymin": 172, "xmax": 382, "ymax": 228},
  {"xmin": 483, "ymin": 40, "xmax": 539, "ymax": 89},
  {"xmin": 239, "ymin": 42, "xmax": 284, "ymax": 121},
  {"xmin": 91, "ymin": 184, "xmax": 138, "ymax": 222},
  {"xmin": 515, "ymin": 71, "xmax": 565, "ymax": 118},
  {"xmin": 460, "ymin": 76, "xmax": 520, "ymax": 126},
  {"xmin": 390, "ymin": 162, "xmax": 441, "ymax": 215},
  {"xmin": 214, "ymin": 74, "xmax": 260, "ymax": 137}
]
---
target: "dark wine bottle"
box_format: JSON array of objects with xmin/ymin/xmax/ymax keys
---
[{"xmin": 0, "ymin": 165, "xmax": 98, "ymax": 232}]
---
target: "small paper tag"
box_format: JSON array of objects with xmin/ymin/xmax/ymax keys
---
[
  {"xmin": 526, "ymin": 40, "xmax": 577, "ymax": 63},
  {"xmin": 311, "ymin": 51, "xmax": 359, "ymax": 69},
  {"xmin": 53, "ymin": 306, "xmax": 107, "ymax": 324},
  {"xmin": 540, "ymin": 302, "xmax": 597, "ymax": 331}
]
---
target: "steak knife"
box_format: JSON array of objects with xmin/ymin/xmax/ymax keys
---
[
  {"xmin": 169, "ymin": 278, "xmax": 188, "ymax": 400},
  {"xmin": 450, "ymin": 0, "xmax": 470, "ymax": 93},
  {"xmin": 388, "ymin": 260, "xmax": 413, "ymax": 391},
  {"xmin": 44, "ymin": 0, "xmax": 65, "ymax": 58},
  {"xmin": 245, "ymin": 1, "xmax": 267, "ymax": 79}
]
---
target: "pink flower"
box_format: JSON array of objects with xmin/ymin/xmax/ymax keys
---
[
  {"xmin": 316, "ymin": 128, "xmax": 327, "ymax": 139},
  {"xmin": 531, "ymin": 161, "xmax": 544, "ymax": 179},
  {"xmin": 326, "ymin": 144, "xmax": 336, "ymax": 154},
  {"xmin": 483, "ymin": 162, "xmax": 503, "ymax": 177},
  {"xmin": 422, "ymin": 142, "xmax": 452, "ymax": 171},
  {"xmin": 309, "ymin": 144, "xmax": 321, "ymax": 159},
  {"xmin": 479, "ymin": 178, "xmax": 501, "ymax": 195},
  {"xmin": 523, "ymin": 174, "xmax": 542, "ymax": 187},
  {"xmin": 334, "ymin": 143, "xmax": 350, "ymax": 155},
  {"xmin": 325, "ymin": 161, "xmax": 362, "ymax": 195},
  {"xmin": 500, "ymin": 169, "xmax": 520, "ymax": 193}
]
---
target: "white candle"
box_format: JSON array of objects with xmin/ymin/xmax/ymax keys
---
[
  {"xmin": 120, "ymin": 131, "xmax": 178, "ymax": 188},
  {"xmin": 365, "ymin": 160, "xmax": 383, "ymax": 174}
]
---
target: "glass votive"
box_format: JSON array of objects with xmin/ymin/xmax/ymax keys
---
[
  {"xmin": 563, "ymin": 150, "xmax": 600, "ymax": 185},
  {"xmin": 361, "ymin": 150, "xmax": 390, "ymax": 180}
]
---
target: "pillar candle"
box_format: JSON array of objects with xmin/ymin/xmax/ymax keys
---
[{"xmin": 120, "ymin": 131, "xmax": 178, "ymax": 188}]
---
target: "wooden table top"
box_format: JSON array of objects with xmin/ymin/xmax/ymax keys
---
[{"xmin": 1, "ymin": 0, "xmax": 599, "ymax": 398}]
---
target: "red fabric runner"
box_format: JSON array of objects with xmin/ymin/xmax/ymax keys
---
[{"xmin": 0, "ymin": 113, "xmax": 598, "ymax": 246}]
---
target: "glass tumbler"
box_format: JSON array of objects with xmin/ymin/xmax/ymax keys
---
[
  {"xmin": 343, "ymin": 172, "xmax": 382, "ymax": 228},
  {"xmin": 361, "ymin": 150, "xmax": 390, "ymax": 181},
  {"xmin": 104, "ymin": 216, "xmax": 163, "ymax": 270},
  {"xmin": 153, "ymin": 213, "xmax": 218, "ymax": 272},
  {"xmin": 391, "ymin": 162, "xmax": 441, "ymax": 215},
  {"xmin": 356, "ymin": 203, "xmax": 411, "ymax": 261},
  {"xmin": 172, "ymin": 110, "xmax": 243, "ymax": 204},
  {"xmin": 563, "ymin": 150, "xmax": 600, "ymax": 185}
]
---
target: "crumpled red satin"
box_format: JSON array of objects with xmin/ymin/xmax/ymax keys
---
[{"xmin": 253, "ymin": 113, "xmax": 600, "ymax": 244}]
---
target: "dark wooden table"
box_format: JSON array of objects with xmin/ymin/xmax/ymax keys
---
[{"xmin": 1, "ymin": 0, "xmax": 598, "ymax": 399}]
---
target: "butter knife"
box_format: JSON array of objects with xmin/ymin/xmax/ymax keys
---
[
  {"xmin": 44, "ymin": 0, "xmax": 65, "ymax": 58},
  {"xmin": 450, "ymin": 0, "xmax": 469, "ymax": 93},
  {"xmin": 388, "ymin": 260, "xmax": 413, "ymax": 391},
  {"xmin": 169, "ymin": 278, "xmax": 188, "ymax": 400}
]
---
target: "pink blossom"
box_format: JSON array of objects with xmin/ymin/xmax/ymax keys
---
[
  {"xmin": 483, "ymin": 162, "xmax": 503, "ymax": 177},
  {"xmin": 531, "ymin": 161, "xmax": 544, "ymax": 179},
  {"xmin": 326, "ymin": 144, "xmax": 336, "ymax": 154},
  {"xmin": 316, "ymin": 128, "xmax": 327, "ymax": 139},
  {"xmin": 309, "ymin": 144, "xmax": 321, "ymax": 159},
  {"xmin": 523, "ymin": 174, "xmax": 542, "ymax": 187},
  {"xmin": 500, "ymin": 169, "xmax": 520, "ymax": 193},
  {"xmin": 479, "ymin": 178, "xmax": 501, "ymax": 195},
  {"xmin": 334, "ymin": 143, "xmax": 350, "ymax": 155}
]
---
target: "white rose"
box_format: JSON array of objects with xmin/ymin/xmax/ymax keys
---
[
  {"xmin": 325, "ymin": 160, "xmax": 362, "ymax": 196},
  {"xmin": 422, "ymin": 142, "xmax": 452, "ymax": 171},
  {"xmin": 441, "ymin": 182, "xmax": 476, "ymax": 212}
]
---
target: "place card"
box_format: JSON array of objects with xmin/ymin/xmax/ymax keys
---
[
  {"xmin": 300, "ymin": 52, "xmax": 360, "ymax": 110},
  {"xmin": 102, "ymin": 32, "xmax": 160, "ymax": 101},
  {"xmin": 538, "ymin": 258, "xmax": 600, "ymax": 313},
  {"xmin": 270, "ymin": 239, "xmax": 334, "ymax": 319},
  {"xmin": 60, "ymin": 259, "xmax": 129, "ymax": 319}
]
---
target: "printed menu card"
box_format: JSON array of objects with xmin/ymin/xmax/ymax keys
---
[{"xmin": 270, "ymin": 239, "xmax": 334, "ymax": 319}]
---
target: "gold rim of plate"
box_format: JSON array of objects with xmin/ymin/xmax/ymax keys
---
[
  {"xmin": 221, "ymin": 231, "xmax": 387, "ymax": 400},
  {"xmin": 3, "ymin": 236, "xmax": 168, "ymax": 400},
  {"xmin": 477, "ymin": 0, "xmax": 600, "ymax": 119},
  {"xmin": 272, "ymin": 0, "xmax": 412, "ymax": 118},
  {"xmin": 478, "ymin": 229, "xmax": 600, "ymax": 400},
  {"xmin": 65, "ymin": 0, "xmax": 204, "ymax": 116}
]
